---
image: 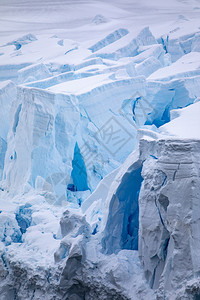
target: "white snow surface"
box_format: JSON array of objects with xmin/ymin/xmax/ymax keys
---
[
  {"xmin": 159, "ymin": 100, "xmax": 200, "ymax": 139},
  {"xmin": 0, "ymin": 0, "xmax": 200, "ymax": 299}
]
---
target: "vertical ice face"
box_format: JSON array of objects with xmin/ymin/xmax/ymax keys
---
[
  {"xmin": 0, "ymin": 138, "xmax": 7, "ymax": 181},
  {"xmin": 102, "ymin": 161, "xmax": 143, "ymax": 254},
  {"xmin": 2, "ymin": 87, "xmax": 80, "ymax": 199},
  {"xmin": 3, "ymin": 87, "xmax": 54, "ymax": 193},
  {"xmin": 15, "ymin": 203, "xmax": 32, "ymax": 234},
  {"xmin": 144, "ymin": 80, "xmax": 193, "ymax": 127},
  {"xmin": 0, "ymin": 81, "xmax": 17, "ymax": 180},
  {"xmin": 71, "ymin": 142, "xmax": 89, "ymax": 191},
  {"xmin": 0, "ymin": 81, "xmax": 16, "ymax": 141},
  {"xmin": 138, "ymin": 137, "xmax": 200, "ymax": 298}
]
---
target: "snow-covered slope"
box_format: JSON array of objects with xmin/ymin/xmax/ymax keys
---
[
  {"xmin": 0, "ymin": 0, "xmax": 200, "ymax": 299},
  {"xmin": 159, "ymin": 100, "xmax": 200, "ymax": 139}
]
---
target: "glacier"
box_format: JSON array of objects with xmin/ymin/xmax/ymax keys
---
[{"xmin": 0, "ymin": 0, "xmax": 200, "ymax": 299}]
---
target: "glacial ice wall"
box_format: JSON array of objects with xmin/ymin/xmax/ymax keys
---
[
  {"xmin": 0, "ymin": 4, "xmax": 200, "ymax": 298},
  {"xmin": 2, "ymin": 38, "xmax": 200, "ymax": 204}
]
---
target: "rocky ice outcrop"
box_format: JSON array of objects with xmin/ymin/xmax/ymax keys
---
[{"xmin": 53, "ymin": 209, "xmax": 155, "ymax": 300}]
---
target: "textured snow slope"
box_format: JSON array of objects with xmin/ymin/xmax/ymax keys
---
[{"xmin": 0, "ymin": 0, "xmax": 200, "ymax": 299}]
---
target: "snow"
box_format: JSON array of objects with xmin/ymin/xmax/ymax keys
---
[
  {"xmin": 48, "ymin": 73, "xmax": 112, "ymax": 94},
  {"xmin": 18, "ymin": 63, "xmax": 51, "ymax": 84},
  {"xmin": 159, "ymin": 101, "xmax": 200, "ymax": 139},
  {"xmin": 148, "ymin": 52, "xmax": 200, "ymax": 81},
  {"xmin": 89, "ymin": 28, "xmax": 129, "ymax": 53}
]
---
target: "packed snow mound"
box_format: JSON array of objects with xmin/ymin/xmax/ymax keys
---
[{"xmin": 91, "ymin": 14, "xmax": 108, "ymax": 25}]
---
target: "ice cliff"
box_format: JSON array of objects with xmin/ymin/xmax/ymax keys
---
[{"xmin": 0, "ymin": 0, "xmax": 200, "ymax": 299}]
